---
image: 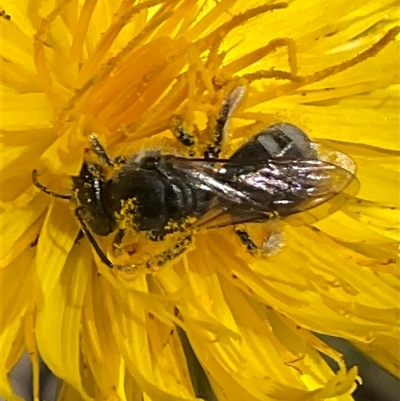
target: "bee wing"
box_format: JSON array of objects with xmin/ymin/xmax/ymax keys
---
[
  {"xmin": 191, "ymin": 197, "xmax": 268, "ymax": 230},
  {"xmin": 171, "ymin": 157, "xmax": 274, "ymax": 214},
  {"xmin": 258, "ymin": 158, "xmax": 357, "ymax": 214},
  {"xmin": 285, "ymin": 142, "xmax": 359, "ymax": 225},
  {"xmin": 170, "ymin": 155, "xmax": 358, "ymax": 228}
]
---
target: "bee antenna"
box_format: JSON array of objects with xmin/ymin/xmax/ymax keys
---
[{"xmin": 32, "ymin": 170, "xmax": 72, "ymax": 200}]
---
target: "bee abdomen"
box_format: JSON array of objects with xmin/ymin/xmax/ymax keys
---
[
  {"xmin": 230, "ymin": 122, "xmax": 317, "ymax": 161},
  {"xmin": 165, "ymin": 172, "xmax": 210, "ymax": 221}
]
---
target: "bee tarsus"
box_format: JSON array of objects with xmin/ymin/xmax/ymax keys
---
[{"xmin": 234, "ymin": 228, "xmax": 258, "ymax": 253}]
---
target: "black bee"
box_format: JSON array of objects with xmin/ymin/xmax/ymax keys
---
[{"xmin": 32, "ymin": 87, "xmax": 357, "ymax": 270}]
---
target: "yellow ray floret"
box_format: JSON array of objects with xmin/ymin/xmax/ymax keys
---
[{"xmin": 1, "ymin": 0, "xmax": 399, "ymax": 400}]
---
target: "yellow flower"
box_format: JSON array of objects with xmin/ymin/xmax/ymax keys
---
[{"xmin": 1, "ymin": 0, "xmax": 399, "ymax": 400}]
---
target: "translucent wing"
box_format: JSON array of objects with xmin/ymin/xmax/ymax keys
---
[
  {"xmin": 285, "ymin": 142, "xmax": 359, "ymax": 225},
  {"xmin": 191, "ymin": 197, "xmax": 268, "ymax": 230},
  {"xmin": 169, "ymin": 152, "xmax": 358, "ymax": 229},
  {"xmin": 237, "ymin": 158, "xmax": 355, "ymax": 216}
]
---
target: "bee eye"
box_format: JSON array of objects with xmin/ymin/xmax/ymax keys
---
[{"xmin": 141, "ymin": 155, "xmax": 160, "ymax": 170}]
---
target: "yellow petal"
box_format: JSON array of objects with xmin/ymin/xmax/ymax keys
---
[
  {"xmin": 104, "ymin": 274, "xmax": 199, "ymax": 401},
  {"xmin": 201, "ymin": 229, "xmax": 398, "ymax": 341},
  {"xmin": 81, "ymin": 272, "xmax": 128, "ymax": 400},
  {"xmin": 176, "ymin": 248, "xmax": 358, "ymax": 400},
  {"xmin": 0, "ymin": 196, "xmax": 46, "ymax": 268},
  {"xmin": 0, "ymin": 17, "xmax": 36, "ymax": 73},
  {"xmin": 57, "ymin": 382, "xmax": 87, "ymax": 401},
  {"xmin": 35, "ymin": 201, "xmax": 88, "ymax": 396},
  {"xmin": 0, "ymin": 247, "xmax": 35, "ymax": 401},
  {"xmin": 1, "ymin": 93, "xmax": 52, "ymax": 130}
]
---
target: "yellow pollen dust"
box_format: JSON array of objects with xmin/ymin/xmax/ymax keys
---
[{"xmin": 116, "ymin": 198, "xmax": 138, "ymax": 230}]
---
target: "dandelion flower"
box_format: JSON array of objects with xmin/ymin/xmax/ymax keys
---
[{"xmin": 1, "ymin": 0, "xmax": 399, "ymax": 400}]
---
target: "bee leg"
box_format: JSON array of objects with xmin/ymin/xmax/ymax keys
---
[
  {"xmin": 88, "ymin": 134, "xmax": 116, "ymax": 167},
  {"xmin": 32, "ymin": 169, "xmax": 72, "ymax": 199},
  {"xmin": 113, "ymin": 234, "xmax": 192, "ymax": 272},
  {"xmin": 171, "ymin": 116, "xmax": 196, "ymax": 156},
  {"xmin": 204, "ymin": 86, "xmax": 246, "ymax": 160},
  {"xmin": 175, "ymin": 125, "xmax": 196, "ymax": 148},
  {"xmin": 234, "ymin": 228, "xmax": 258, "ymax": 253},
  {"xmin": 75, "ymin": 207, "xmax": 114, "ymax": 268},
  {"xmin": 144, "ymin": 234, "xmax": 192, "ymax": 270},
  {"xmin": 204, "ymin": 111, "xmax": 226, "ymax": 160},
  {"xmin": 234, "ymin": 227, "xmax": 283, "ymax": 256},
  {"xmin": 112, "ymin": 228, "xmax": 126, "ymax": 257},
  {"xmin": 148, "ymin": 229, "xmax": 166, "ymax": 241}
]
